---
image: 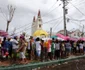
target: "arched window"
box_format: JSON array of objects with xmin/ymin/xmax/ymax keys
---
[{"xmin": 39, "ymin": 24, "xmax": 41, "ymax": 28}]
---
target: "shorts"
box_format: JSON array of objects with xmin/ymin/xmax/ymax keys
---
[
  {"xmin": 66, "ymin": 47, "xmax": 71, "ymax": 53},
  {"xmin": 19, "ymin": 52, "xmax": 26, "ymax": 59},
  {"xmin": 36, "ymin": 50, "xmax": 41, "ymax": 57},
  {"xmin": 84, "ymin": 47, "xmax": 85, "ymax": 51}
]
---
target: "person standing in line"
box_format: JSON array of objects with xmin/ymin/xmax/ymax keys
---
[
  {"xmin": 7, "ymin": 37, "xmax": 13, "ymax": 59},
  {"xmin": 73, "ymin": 41, "xmax": 77, "ymax": 54},
  {"xmin": 44, "ymin": 40, "xmax": 48, "ymax": 61},
  {"xmin": 27, "ymin": 38, "xmax": 32, "ymax": 60},
  {"xmin": 31, "ymin": 38, "xmax": 35, "ymax": 60},
  {"xmin": 35, "ymin": 37, "xmax": 41, "ymax": 61},
  {"xmin": 65, "ymin": 40, "xmax": 71, "ymax": 57},
  {"xmin": 83, "ymin": 41, "xmax": 85, "ymax": 54},
  {"xmin": 51, "ymin": 40, "xmax": 55, "ymax": 60},
  {"xmin": 17, "ymin": 36, "xmax": 27, "ymax": 63},
  {"xmin": 79, "ymin": 41, "xmax": 84, "ymax": 54},
  {"xmin": 60, "ymin": 41, "xmax": 66, "ymax": 58},
  {"xmin": 47, "ymin": 40, "xmax": 52, "ymax": 60},
  {"xmin": 12, "ymin": 36, "xmax": 18, "ymax": 61},
  {"xmin": 40, "ymin": 39, "xmax": 44, "ymax": 61},
  {"xmin": 55, "ymin": 40, "xmax": 60, "ymax": 59},
  {"xmin": 1, "ymin": 37, "xmax": 9, "ymax": 59},
  {"xmin": 0, "ymin": 38, "xmax": 2, "ymax": 57}
]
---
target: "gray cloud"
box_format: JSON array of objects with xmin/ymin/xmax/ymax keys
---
[{"xmin": 0, "ymin": 0, "xmax": 85, "ymax": 34}]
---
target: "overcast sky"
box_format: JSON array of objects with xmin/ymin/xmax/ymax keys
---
[{"xmin": 0, "ymin": 0, "xmax": 85, "ymax": 35}]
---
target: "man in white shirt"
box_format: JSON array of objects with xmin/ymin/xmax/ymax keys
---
[
  {"xmin": 35, "ymin": 37, "xmax": 41, "ymax": 60},
  {"xmin": 12, "ymin": 36, "xmax": 18, "ymax": 61}
]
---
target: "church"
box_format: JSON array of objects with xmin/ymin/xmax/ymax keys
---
[{"xmin": 31, "ymin": 10, "xmax": 48, "ymax": 38}]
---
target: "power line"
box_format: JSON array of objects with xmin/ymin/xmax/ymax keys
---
[
  {"xmin": 14, "ymin": 18, "xmax": 59, "ymax": 34},
  {"xmin": 10, "ymin": 16, "xmax": 62, "ymax": 33},
  {"xmin": 15, "ymin": 18, "xmax": 61, "ymax": 34},
  {"xmin": 70, "ymin": 20, "xmax": 82, "ymax": 28},
  {"xmin": 42, "ymin": 3, "xmax": 61, "ymax": 17},
  {"xmin": 42, "ymin": 1, "xmax": 58, "ymax": 17},
  {"xmin": 53, "ymin": 19, "xmax": 63, "ymax": 32},
  {"xmin": 52, "ymin": 18, "xmax": 62, "ymax": 30},
  {"xmin": 67, "ymin": 15, "xmax": 83, "ymax": 27},
  {"xmin": 67, "ymin": 16, "xmax": 82, "ymax": 27},
  {"xmin": 0, "ymin": 8, "xmax": 7, "ymax": 20},
  {"xmin": 43, "ymin": 16, "xmax": 62, "ymax": 24},
  {"xmin": 15, "ymin": 16, "xmax": 63, "ymax": 34},
  {"xmin": 10, "ymin": 12, "xmax": 62, "ymax": 33},
  {"xmin": 70, "ymin": 2, "xmax": 85, "ymax": 16},
  {"xmin": 9, "ymin": 22, "xmax": 32, "ymax": 33},
  {"xmin": 9, "ymin": 2, "xmax": 62, "ymax": 34},
  {"xmin": 0, "ymin": 13, "xmax": 6, "ymax": 21},
  {"xmin": 72, "ymin": 0, "xmax": 85, "ymax": 7},
  {"xmin": 0, "ymin": 8, "xmax": 7, "ymax": 21},
  {"xmin": 15, "ymin": 22, "xmax": 32, "ymax": 30},
  {"xmin": 67, "ymin": 15, "xmax": 85, "ymax": 22},
  {"xmin": 14, "ymin": 1, "xmax": 60, "ymax": 32}
]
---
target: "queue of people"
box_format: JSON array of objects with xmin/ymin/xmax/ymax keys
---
[{"xmin": 0, "ymin": 35, "xmax": 85, "ymax": 63}]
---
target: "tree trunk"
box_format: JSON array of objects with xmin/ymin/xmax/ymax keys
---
[{"xmin": 6, "ymin": 21, "xmax": 10, "ymax": 32}]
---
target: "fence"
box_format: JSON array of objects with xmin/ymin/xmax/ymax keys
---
[{"xmin": 0, "ymin": 55, "xmax": 85, "ymax": 70}]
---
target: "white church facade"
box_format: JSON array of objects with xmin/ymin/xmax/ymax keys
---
[{"xmin": 31, "ymin": 10, "xmax": 48, "ymax": 37}]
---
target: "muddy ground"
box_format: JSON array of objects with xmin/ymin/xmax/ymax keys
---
[{"xmin": 37, "ymin": 59, "xmax": 85, "ymax": 70}]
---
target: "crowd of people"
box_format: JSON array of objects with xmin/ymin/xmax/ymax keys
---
[{"xmin": 0, "ymin": 35, "xmax": 85, "ymax": 63}]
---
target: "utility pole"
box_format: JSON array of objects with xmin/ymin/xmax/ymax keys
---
[
  {"xmin": 57, "ymin": 0, "xmax": 71, "ymax": 36},
  {"xmin": 50, "ymin": 27, "xmax": 52, "ymax": 38},
  {"xmin": 62, "ymin": 0, "xmax": 67, "ymax": 36}
]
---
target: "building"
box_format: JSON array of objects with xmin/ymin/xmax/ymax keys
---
[
  {"xmin": 57, "ymin": 30, "xmax": 71, "ymax": 36},
  {"xmin": 32, "ymin": 10, "xmax": 42, "ymax": 35},
  {"xmin": 31, "ymin": 10, "xmax": 48, "ymax": 37},
  {"xmin": 57, "ymin": 29, "xmax": 84, "ymax": 38},
  {"xmin": 70, "ymin": 29, "xmax": 83, "ymax": 38}
]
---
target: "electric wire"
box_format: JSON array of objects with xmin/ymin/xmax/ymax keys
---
[
  {"xmin": 70, "ymin": 2, "xmax": 85, "ymax": 16},
  {"xmin": 15, "ymin": 16, "xmax": 63, "ymax": 34},
  {"xmin": 53, "ymin": 19, "xmax": 63, "ymax": 32}
]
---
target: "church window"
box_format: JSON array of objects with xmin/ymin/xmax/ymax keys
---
[
  {"xmin": 39, "ymin": 24, "xmax": 41, "ymax": 28},
  {"xmin": 39, "ymin": 19, "xmax": 41, "ymax": 21}
]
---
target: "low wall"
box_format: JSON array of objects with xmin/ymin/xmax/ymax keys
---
[{"xmin": 0, "ymin": 55, "xmax": 85, "ymax": 70}]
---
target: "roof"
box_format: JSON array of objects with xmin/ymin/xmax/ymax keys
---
[{"xmin": 57, "ymin": 30, "xmax": 71, "ymax": 35}]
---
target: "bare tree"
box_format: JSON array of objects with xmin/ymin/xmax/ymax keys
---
[
  {"xmin": 6, "ymin": 5, "xmax": 16, "ymax": 32},
  {"xmin": 0, "ymin": 5, "xmax": 16, "ymax": 32}
]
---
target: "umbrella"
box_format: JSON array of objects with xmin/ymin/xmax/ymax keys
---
[
  {"xmin": 57, "ymin": 37, "xmax": 65, "ymax": 41},
  {"xmin": 56, "ymin": 33, "xmax": 69, "ymax": 40},
  {"xmin": 0, "ymin": 30, "xmax": 8, "ymax": 37},
  {"xmin": 79, "ymin": 37, "xmax": 85, "ymax": 41},
  {"xmin": 51, "ymin": 35, "xmax": 57, "ymax": 39},
  {"xmin": 68, "ymin": 37, "xmax": 78, "ymax": 41}
]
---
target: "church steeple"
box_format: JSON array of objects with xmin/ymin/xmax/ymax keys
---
[
  {"xmin": 37, "ymin": 10, "xmax": 42, "ymax": 22},
  {"xmin": 32, "ymin": 10, "xmax": 42, "ymax": 35},
  {"xmin": 38, "ymin": 10, "xmax": 41, "ymax": 18}
]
